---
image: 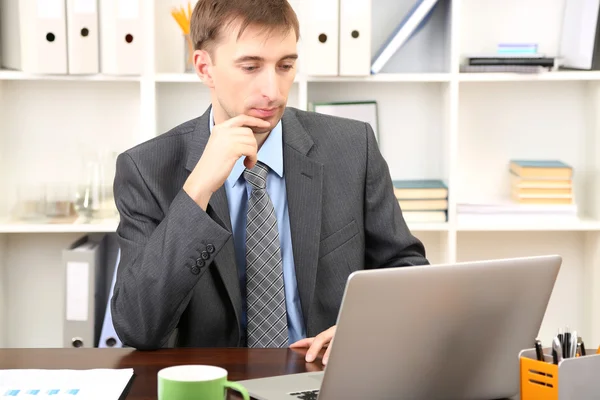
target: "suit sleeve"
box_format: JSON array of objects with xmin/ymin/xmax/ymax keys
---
[
  {"xmin": 110, "ymin": 152, "xmax": 232, "ymax": 350},
  {"xmin": 362, "ymin": 122, "xmax": 430, "ymax": 268}
]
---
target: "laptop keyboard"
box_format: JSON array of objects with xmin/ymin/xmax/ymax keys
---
[{"xmin": 288, "ymin": 389, "xmax": 320, "ymax": 399}]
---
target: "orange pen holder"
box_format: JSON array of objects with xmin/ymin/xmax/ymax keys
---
[{"xmin": 519, "ymin": 346, "xmax": 600, "ymax": 399}]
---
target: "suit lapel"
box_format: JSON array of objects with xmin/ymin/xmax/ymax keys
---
[
  {"xmin": 185, "ymin": 106, "xmax": 242, "ymax": 343},
  {"xmin": 282, "ymin": 110, "xmax": 323, "ymax": 329}
]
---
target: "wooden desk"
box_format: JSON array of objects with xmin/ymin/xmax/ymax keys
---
[{"xmin": 0, "ymin": 348, "xmax": 324, "ymax": 400}]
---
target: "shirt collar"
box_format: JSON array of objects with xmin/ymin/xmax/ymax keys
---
[{"xmin": 209, "ymin": 107, "xmax": 284, "ymax": 188}]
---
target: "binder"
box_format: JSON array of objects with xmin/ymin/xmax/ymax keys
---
[
  {"xmin": 370, "ymin": 0, "xmax": 440, "ymax": 74},
  {"xmin": 558, "ymin": 0, "xmax": 600, "ymax": 70},
  {"xmin": 304, "ymin": 0, "xmax": 339, "ymax": 76},
  {"xmin": 288, "ymin": 0, "xmax": 305, "ymax": 74},
  {"xmin": 339, "ymin": 0, "xmax": 371, "ymax": 76},
  {"xmin": 66, "ymin": 0, "xmax": 99, "ymax": 74},
  {"xmin": 0, "ymin": 0, "xmax": 68, "ymax": 74},
  {"xmin": 62, "ymin": 233, "xmax": 117, "ymax": 348},
  {"xmin": 98, "ymin": 0, "xmax": 143, "ymax": 75}
]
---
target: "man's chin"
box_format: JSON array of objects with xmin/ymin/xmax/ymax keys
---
[{"xmin": 251, "ymin": 128, "xmax": 271, "ymax": 135}]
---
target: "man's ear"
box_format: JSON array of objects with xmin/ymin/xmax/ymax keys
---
[{"xmin": 194, "ymin": 49, "xmax": 215, "ymax": 88}]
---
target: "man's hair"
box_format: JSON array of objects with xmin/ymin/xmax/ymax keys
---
[{"xmin": 190, "ymin": 0, "xmax": 300, "ymax": 55}]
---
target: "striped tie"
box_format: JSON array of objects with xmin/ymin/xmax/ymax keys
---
[{"xmin": 243, "ymin": 161, "xmax": 288, "ymax": 348}]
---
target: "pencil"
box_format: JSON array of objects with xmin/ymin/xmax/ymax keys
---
[{"xmin": 170, "ymin": 1, "xmax": 192, "ymax": 35}]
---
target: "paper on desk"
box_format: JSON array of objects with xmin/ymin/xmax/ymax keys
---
[{"xmin": 0, "ymin": 368, "xmax": 133, "ymax": 399}]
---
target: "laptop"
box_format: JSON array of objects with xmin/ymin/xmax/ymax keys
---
[{"xmin": 237, "ymin": 254, "xmax": 562, "ymax": 400}]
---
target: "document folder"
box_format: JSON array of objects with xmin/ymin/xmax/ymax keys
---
[
  {"xmin": 339, "ymin": 0, "xmax": 371, "ymax": 76},
  {"xmin": 288, "ymin": 0, "xmax": 305, "ymax": 74},
  {"xmin": 62, "ymin": 233, "xmax": 118, "ymax": 348},
  {"xmin": 0, "ymin": 0, "xmax": 68, "ymax": 74},
  {"xmin": 304, "ymin": 0, "xmax": 339, "ymax": 75},
  {"xmin": 66, "ymin": 0, "xmax": 100, "ymax": 74},
  {"xmin": 99, "ymin": 0, "xmax": 143, "ymax": 75}
]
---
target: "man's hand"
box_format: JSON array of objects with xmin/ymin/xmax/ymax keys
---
[
  {"xmin": 290, "ymin": 326, "xmax": 336, "ymax": 365},
  {"xmin": 183, "ymin": 114, "xmax": 270, "ymax": 210}
]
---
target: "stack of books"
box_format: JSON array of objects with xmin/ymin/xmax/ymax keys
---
[
  {"xmin": 460, "ymin": 43, "xmax": 555, "ymax": 73},
  {"xmin": 509, "ymin": 160, "xmax": 574, "ymax": 205},
  {"xmin": 393, "ymin": 179, "xmax": 448, "ymax": 223},
  {"xmin": 456, "ymin": 160, "xmax": 578, "ymax": 224}
]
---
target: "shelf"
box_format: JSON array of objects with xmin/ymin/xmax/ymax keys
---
[
  {"xmin": 456, "ymin": 217, "xmax": 600, "ymax": 232},
  {"xmin": 458, "ymin": 71, "xmax": 600, "ymax": 82},
  {"xmin": 0, "ymin": 219, "xmax": 449, "ymax": 234},
  {"xmin": 154, "ymin": 73, "xmax": 451, "ymax": 84},
  {"xmin": 155, "ymin": 73, "xmax": 303, "ymax": 83},
  {"xmin": 154, "ymin": 73, "xmax": 199, "ymax": 82},
  {"xmin": 0, "ymin": 218, "xmax": 119, "ymax": 234},
  {"xmin": 407, "ymin": 223, "xmax": 449, "ymax": 232},
  {"xmin": 307, "ymin": 73, "xmax": 451, "ymax": 83},
  {"xmin": 0, "ymin": 69, "xmax": 141, "ymax": 82}
]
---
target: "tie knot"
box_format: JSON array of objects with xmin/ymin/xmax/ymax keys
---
[{"xmin": 243, "ymin": 161, "xmax": 269, "ymax": 190}]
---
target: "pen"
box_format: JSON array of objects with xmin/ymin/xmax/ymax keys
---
[
  {"xmin": 534, "ymin": 339, "xmax": 544, "ymax": 361},
  {"xmin": 579, "ymin": 337, "xmax": 587, "ymax": 356},
  {"xmin": 557, "ymin": 328, "xmax": 564, "ymax": 352},
  {"xmin": 569, "ymin": 330, "xmax": 577, "ymax": 358},
  {"xmin": 563, "ymin": 326, "xmax": 571, "ymax": 359},
  {"xmin": 552, "ymin": 336, "xmax": 563, "ymax": 365}
]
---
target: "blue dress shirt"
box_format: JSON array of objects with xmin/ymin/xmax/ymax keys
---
[{"xmin": 209, "ymin": 109, "xmax": 307, "ymax": 345}]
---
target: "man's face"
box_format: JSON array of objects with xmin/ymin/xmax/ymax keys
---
[{"xmin": 206, "ymin": 21, "xmax": 298, "ymax": 134}]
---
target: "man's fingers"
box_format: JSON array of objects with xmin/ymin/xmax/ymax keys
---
[
  {"xmin": 289, "ymin": 338, "xmax": 314, "ymax": 348},
  {"xmin": 306, "ymin": 333, "xmax": 331, "ymax": 363},
  {"xmin": 223, "ymin": 114, "xmax": 271, "ymax": 129},
  {"xmin": 243, "ymin": 156, "xmax": 256, "ymax": 170},
  {"xmin": 236, "ymin": 141, "xmax": 257, "ymax": 165},
  {"xmin": 323, "ymin": 344, "xmax": 332, "ymax": 365}
]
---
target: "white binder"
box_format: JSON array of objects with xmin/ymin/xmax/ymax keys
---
[
  {"xmin": 558, "ymin": 0, "xmax": 600, "ymax": 70},
  {"xmin": 0, "ymin": 0, "xmax": 68, "ymax": 74},
  {"xmin": 288, "ymin": 0, "xmax": 305, "ymax": 74},
  {"xmin": 66, "ymin": 0, "xmax": 99, "ymax": 74},
  {"xmin": 304, "ymin": 0, "xmax": 339, "ymax": 76},
  {"xmin": 339, "ymin": 0, "xmax": 371, "ymax": 76},
  {"xmin": 62, "ymin": 235, "xmax": 103, "ymax": 348},
  {"xmin": 98, "ymin": 0, "xmax": 143, "ymax": 75},
  {"xmin": 63, "ymin": 233, "xmax": 118, "ymax": 348}
]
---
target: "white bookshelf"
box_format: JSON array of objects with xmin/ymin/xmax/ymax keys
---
[{"xmin": 0, "ymin": 0, "xmax": 599, "ymax": 350}]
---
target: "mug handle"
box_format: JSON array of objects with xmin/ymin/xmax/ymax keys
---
[{"xmin": 225, "ymin": 381, "xmax": 250, "ymax": 400}]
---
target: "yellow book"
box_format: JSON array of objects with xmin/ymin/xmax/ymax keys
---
[{"xmin": 509, "ymin": 160, "xmax": 573, "ymax": 179}]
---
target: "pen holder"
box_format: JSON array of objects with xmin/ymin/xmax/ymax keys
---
[
  {"xmin": 519, "ymin": 346, "xmax": 600, "ymax": 399},
  {"xmin": 184, "ymin": 34, "xmax": 194, "ymax": 72}
]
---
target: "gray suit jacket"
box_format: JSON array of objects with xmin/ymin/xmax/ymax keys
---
[{"xmin": 111, "ymin": 106, "xmax": 429, "ymax": 350}]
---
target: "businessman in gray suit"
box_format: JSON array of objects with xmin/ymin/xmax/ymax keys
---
[{"xmin": 111, "ymin": 0, "xmax": 429, "ymax": 365}]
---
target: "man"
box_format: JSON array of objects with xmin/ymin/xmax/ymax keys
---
[{"xmin": 110, "ymin": 0, "xmax": 429, "ymax": 365}]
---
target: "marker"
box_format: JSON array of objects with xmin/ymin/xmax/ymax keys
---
[
  {"xmin": 552, "ymin": 337, "xmax": 563, "ymax": 365},
  {"xmin": 534, "ymin": 339, "xmax": 544, "ymax": 361},
  {"xmin": 569, "ymin": 331, "xmax": 577, "ymax": 358},
  {"xmin": 563, "ymin": 327, "xmax": 571, "ymax": 359},
  {"xmin": 579, "ymin": 337, "xmax": 587, "ymax": 356}
]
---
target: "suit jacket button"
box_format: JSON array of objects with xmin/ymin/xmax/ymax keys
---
[
  {"xmin": 206, "ymin": 244, "xmax": 215, "ymax": 253},
  {"xmin": 201, "ymin": 251, "xmax": 209, "ymax": 260},
  {"xmin": 191, "ymin": 265, "xmax": 200, "ymax": 275},
  {"xmin": 196, "ymin": 258, "xmax": 205, "ymax": 268}
]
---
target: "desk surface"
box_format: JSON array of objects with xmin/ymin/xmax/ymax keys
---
[{"xmin": 0, "ymin": 347, "xmax": 323, "ymax": 400}]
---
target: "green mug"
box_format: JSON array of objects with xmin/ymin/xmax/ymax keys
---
[{"xmin": 157, "ymin": 365, "xmax": 250, "ymax": 400}]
